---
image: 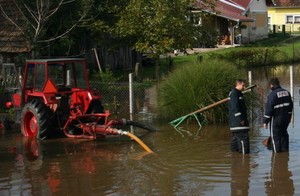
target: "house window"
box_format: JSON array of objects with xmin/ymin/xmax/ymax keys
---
[
  {"xmin": 295, "ymin": 16, "xmax": 300, "ymax": 23},
  {"xmin": 286, "ymin": 15, "xmax": 293, "ymax": 23},
  {"xmin": 285, "ymin": 15, "xmax": 300, "ymax": 24}
]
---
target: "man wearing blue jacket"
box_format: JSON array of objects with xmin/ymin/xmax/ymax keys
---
[
  {"xmin": 228, "ymin": 79, "xmax": 249, "ymax": 154},
  {"xmin": 263, "ymin": 77, "xmax": 293, "ymax": 153}
]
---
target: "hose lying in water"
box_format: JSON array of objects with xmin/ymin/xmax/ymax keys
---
[
  {"xmin": 118, "ymin": 130, "xmax": 154, "ymax": 153},
  {"xmin": 121, "ymin": 119, "xmax": 158, "ymax": 132}
]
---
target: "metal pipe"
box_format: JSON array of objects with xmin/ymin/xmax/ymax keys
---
[
  {"xmin": 290, "ymin": 65, "xmax": 294, "ymax": 127},
  {"xmin": 248, "ymin": 71, "xmax": 252, "ymax": 86},
  {"xmin": 66, "ymin": 70, "xmax": 71, "ymax": 86},
  {"xmin": 290, "ymin": 65, "xmax": 293, "ymax": 98},
  {"xmin": 129, "ymin": 73, "xmax": 134, "ymax": 133}
]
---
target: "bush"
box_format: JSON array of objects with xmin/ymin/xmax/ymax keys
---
[
  {"xmin": 207, "ymin": 47, "xmax": 288, "ymax": 67},
  {"xmin": 158, "ymin": 59, "xmax": 246, "ymax": 123}
]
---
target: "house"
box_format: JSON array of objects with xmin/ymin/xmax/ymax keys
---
[
  {"xmin": 0, "ymin": 0, "xmax": 30, "ymax": 65},
  {"xmin": 268, "ymin": 0, "xmax": 300, "ymax": 33},
  {"xmin": 195, "ymin": 0, "xmax": 275, "ymax": 45}
]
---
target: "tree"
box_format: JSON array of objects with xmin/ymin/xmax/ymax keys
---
[
  {"xmin": 86, "ymin": 0, "xmax": 129, "ymax": 48},
  {"xmin": 116, "ymin": 0, "xmax": 217, "ymax": 56},
  {"xmin": 114, "ymin": 0, "xmax": 217, "ymax": 79},
  {"xmin": 0, "ymin": 0, "xmax": 93, "ymax": 57}
]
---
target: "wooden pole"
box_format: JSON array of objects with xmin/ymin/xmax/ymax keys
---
[
  {"xmin": 185, "ymin": 84, "xmax": 256, "ymax": 116},
  {"xmin": 93, "ymin": 48, "xmax": 102, "ymax": 73},
  {"xmin": 170, "ymin": 84, "xmax": 257, "ymax": 127}
]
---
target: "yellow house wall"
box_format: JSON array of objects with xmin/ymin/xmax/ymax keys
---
[{"xmin": 268, "ymin": 7, "xmax": 300, "ymax": 32}]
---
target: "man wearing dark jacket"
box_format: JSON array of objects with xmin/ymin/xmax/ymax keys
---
[
  {"xmin": 263, "ymin": 77, "xmax": 293, "ymax": 153},
  {"xmin": 228, "ymin": 79, "xmax": 249, "ymax": 154}
]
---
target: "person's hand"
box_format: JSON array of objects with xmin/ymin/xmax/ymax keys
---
[{"xmin": 263, "ymin": 123, "xmax": 268, "ymax": 129}]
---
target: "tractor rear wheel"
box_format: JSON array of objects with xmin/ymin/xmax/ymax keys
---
[{"xmin": 21, "ymin": 99, "xmax": 54, "ymax": 139}]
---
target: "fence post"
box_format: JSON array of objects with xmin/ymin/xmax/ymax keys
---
[
  {"xmin": 129, "ymin": 73, "xmax": 134, "ymax": 133},
  {"xmin": 248, "ymin": 70, "xmax": 253, "ymax": 126},
  {"xmin": 248, "ymin": 70, "xmax": 252, "ymax": 86},
  {"xmin": 290, "ymin": 65, "xmax": 294, "ymax": 127}
]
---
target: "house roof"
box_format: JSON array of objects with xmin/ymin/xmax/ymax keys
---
[
  {"xmin": 231, "ymin": 0, "xmax": 275, "ymax": 8},
  {"xmin": 196, "ymin": 0, "xmax": 276, "ymax": 22},
  {"xmin": 195, "ymin": 0, "xmax": 254, "ymax": 22},
  {"xmin": 0, "ymin": 0, "xmax": 31, "ymax": 53},
  {"xmin": 216, "ymin": 0, "xmax": 253, "ymax": 22},
  {"xmin": 271, "ymin": 0, "xmax": 300, "ymax": 7},
  {"xmin": 228, "ymin": 0, "xmax": 252, "ymax": 9}
]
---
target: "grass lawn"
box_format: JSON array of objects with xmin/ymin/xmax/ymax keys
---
[
  {"xmin": 111, "ymin": 33, "xmax": 300, "ymax": 82},
  {"xmin": 170, "ymin": 33, "xmax": 300, "ymax": 71}
]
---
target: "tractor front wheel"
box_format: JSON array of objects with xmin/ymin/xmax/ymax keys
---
[{"xmin": 21, "ymin": 99, "xmax": 54, "ymax": 139}]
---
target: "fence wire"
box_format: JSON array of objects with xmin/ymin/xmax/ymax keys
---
[{"xmin": 90, "ymin": 81, "xmax": 155, "ymax": 121}]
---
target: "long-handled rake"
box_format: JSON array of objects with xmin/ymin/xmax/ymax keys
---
[{"xmin": 169, "ymin": 84, "xmax": 257, "ymax": 128}]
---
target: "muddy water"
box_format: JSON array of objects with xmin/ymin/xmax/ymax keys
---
[{"xmin": 0, "ymin": 65, "xmax": 300, "ymax": 195}]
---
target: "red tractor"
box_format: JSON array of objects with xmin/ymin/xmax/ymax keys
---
[{"xmin": 7, "ymin": 58, "xmax": 155, "ymax": 147}]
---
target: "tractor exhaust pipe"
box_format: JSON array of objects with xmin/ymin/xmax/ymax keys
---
[{"xmin": 66, "ymin": 70, "xmax": 71, "ymax": 86}]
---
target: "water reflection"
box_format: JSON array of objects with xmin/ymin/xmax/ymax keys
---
[
  {"xmin": 0, "ymin": 133, "xmax": 156, "ymax": 195},
  {"xmin": 231, "ymin": 154, "xmax": 250, "ymax": 196},
  {"xmin": 265, "ymin": 153, "xmax": 295, "ymax": 196},
  {"xmin": 1, "ymin": 64, "xmax": 300, "ymax": 195}
]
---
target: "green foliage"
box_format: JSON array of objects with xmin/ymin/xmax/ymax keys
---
[
  {"xmin": 158, "ymin": 59, "xmax": 244, "ymax": 122},
  {"xmin": 100, "ymin": 69, "xmax": 124, "ymax": 83},
  {"xmin": 87, "ymin": 1, "xmax": 129, "ymax": 47},
  {"xmin": 90, "ymin": 68, "xmax": 123, "ymax": 83},
  {"xmin": 210, "ymin": 47, "xmax": 287, "ymax": 67},
  {"xmin": 8, "ymin": 0, "xmax": 219, "ymax": 61},
  {"xmin": 14, "ymin": 0, "xmax": 93, "ymax": 57},
  {"xmin": 116, "ymin": 0, "xmax": 216, "ymax": 55}
]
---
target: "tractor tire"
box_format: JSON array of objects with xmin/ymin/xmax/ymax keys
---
[{"xmin": 21, "ymin": 99, "xmax": 54, "ymax": 139}]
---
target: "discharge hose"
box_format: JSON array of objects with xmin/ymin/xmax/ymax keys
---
[
  {"xmin": 117, "ymin": 130, "xmax": 154, "ymax": 153},
  {"xmin": 121, "ymin": 119, "xmax": 158, "ymax": 132}
]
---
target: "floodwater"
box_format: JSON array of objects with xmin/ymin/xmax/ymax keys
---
[{"xmin": 1, "ymin": 65, "xmax": 300, "ymax": 195}]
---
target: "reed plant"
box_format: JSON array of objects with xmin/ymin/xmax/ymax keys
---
[{"xmin": 158, "ymin": 59, "xmax": 246, "ymax": 123}]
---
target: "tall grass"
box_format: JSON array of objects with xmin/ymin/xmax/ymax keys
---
[{"xmin": 158, "ymin": 59, "xmax": 245, "ymax": 122}]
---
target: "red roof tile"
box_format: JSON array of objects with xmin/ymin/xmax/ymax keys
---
[
  {"xmin": 195, "ymin": 0, "xmax": 253, "ymax": 22},
  {"xmin": 229, "ymin": 0, "xmax": 252, "ymax": 8},
  {"xmin": 216, "ymin": 0, "xmax": 253, "ymax": 22}
]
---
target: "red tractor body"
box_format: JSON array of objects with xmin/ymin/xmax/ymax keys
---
[
  {"xmin": 4, "ymin": 58, "xmax": 156, "ymax": 153},
  {"xmin": 9, "ymin": 58, "xmax": 126, "ymax": 139},
  {"xmin": 16, "ymin": 58, "xmax": 97, "ymax": 108}
]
